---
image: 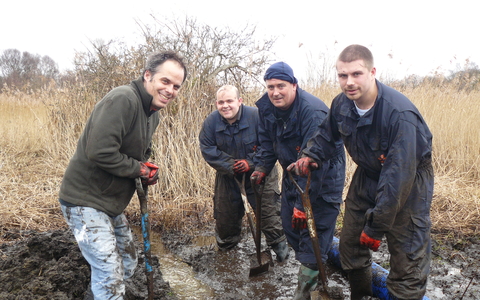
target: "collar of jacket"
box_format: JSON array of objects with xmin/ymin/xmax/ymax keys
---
[
  {"xmin": 131, "ymin": 76, "xmax": 156, "ymax": 117},
  {"xmin": 338, "ymin": 79, "xmax": 385, "ymax": 128},
  {"xmin": 256, "ymin": 88, "xmax": 302, "ymax": 127}
]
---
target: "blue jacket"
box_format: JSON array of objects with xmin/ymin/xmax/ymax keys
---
[
  {"xmin": 199, "ymin": 104, "xmax": 259, "ymax": 176},
  {"xmin": 255, "ymin": 88, "xmax": 345, "ymax": 208},
  {"xmin": 303, "ymin": 80, "xmax": 433, "ymax": 238}
]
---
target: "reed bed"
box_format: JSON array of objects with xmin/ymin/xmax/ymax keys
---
[
  {"xmin": 0, "ymin": 77, "xmax": 478, "ymax": 241},
  {"xmin": 392, "ymin": 79, "xmax": 480, "ymax": 237}
]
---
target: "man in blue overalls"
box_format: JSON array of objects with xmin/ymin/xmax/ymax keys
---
[
  {"xmin": 251, "ymin": 62, "xmax": 346, "ymax": 299},
  {"xmin": 199, "ymin": 85, "xmax": 288, "ymax": 261},
  {"xmin": 288, "ymin": 44, "xmax": 434, "ymax": 300}
]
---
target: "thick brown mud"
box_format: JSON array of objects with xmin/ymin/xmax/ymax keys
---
[
  {"xmin": 0, "ymin": 225, "xmax": 478, "ymax": 299},
  {"xmin": 0, "ymin": 229, "xmax": 176, "ymax": 300}
]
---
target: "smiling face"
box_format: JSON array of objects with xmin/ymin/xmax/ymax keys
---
[
  {"xmin": 265, "ymin": 78, "xmax": 297, "ymax": 110},
  {"xmin": 216, "ymin": 87, "xmax": 242, "ymax": 124},
  {"xmin": 336, "ymin": 59, "xmax": 377, "ymax": 109},
  {"xmin": 144, "ymin": 60, "xmax": 185, "ymax": 111}
]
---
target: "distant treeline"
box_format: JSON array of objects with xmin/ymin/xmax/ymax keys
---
[
  {"xmin": 2, "ymin": 15, "xmax": 479, "ymax": 94},
  {"xmin": 0, "ymin": 49, "xmax": 61, "ymax": 90}
]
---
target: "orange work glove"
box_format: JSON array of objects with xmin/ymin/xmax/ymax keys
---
[
  {"xmin": 286, "ymin": 156, "xmax": 318, "ymax": 177},
  {"xmin": 250, "ymin": 171, "xmax": 266, "ymax": 185},
  {"xmin": 233, "ymin": 159, "xmax": 250, "ymax": 174},
  {"xmin": 292, "ymin": 207, "xmax": 307, "ymax": 230},
  {"xmin": 359, "ymin": 230, "xmax": 381, "ymax": 252},
  {"xmin": 139, "ymin": 162, "xmax": 159, "ymax": 185}
]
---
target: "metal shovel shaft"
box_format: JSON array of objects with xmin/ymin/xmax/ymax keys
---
[{"xmin": 135, "ymin": 178, "xmax": 154, "ymax": 300}]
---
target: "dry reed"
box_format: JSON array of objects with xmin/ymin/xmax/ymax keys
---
[{"xmin": 0, "ymin": 77, "xmax": 478, "ymax": 242}]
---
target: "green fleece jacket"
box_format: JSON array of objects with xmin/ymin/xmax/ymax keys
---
[{"xmin": 59, "ymin": 76, "xmax": 159, "ymax": 216}]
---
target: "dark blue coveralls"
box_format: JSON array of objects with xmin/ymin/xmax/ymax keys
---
[
  {"xmin": 199, "ymin": 104, "xmax": 285, "ymax": 249},
  {"xmin": 303, "ymin": 80, "xmax": 434, "ymax": 299},
  {"xmin": 254, "ymin": 88, "xmax": 346, "ymax": 265}
]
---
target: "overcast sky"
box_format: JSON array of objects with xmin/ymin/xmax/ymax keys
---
[{"xmin": 2, "ymin": 0, "xmax": 478, "ymax": 81}]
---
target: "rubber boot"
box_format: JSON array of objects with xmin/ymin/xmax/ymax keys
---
[
  {"xmin": 348, "ymin": 267, "xmax": 373, "ymax": 300},
  {"xmin": 293, "ymin": 264, "xmax": 319, "ymax": 300},
  {"xmin": 271, "ymin": 240, "xmax": 290, "ymax": 262},
  {"xmin": 84, "ymin": 281, "xmax": 94, "ymax": 300}
]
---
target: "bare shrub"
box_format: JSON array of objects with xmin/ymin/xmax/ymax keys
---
[{"xmin": 0, "ymin": 16, "xmax": 478, "ymax": 239}]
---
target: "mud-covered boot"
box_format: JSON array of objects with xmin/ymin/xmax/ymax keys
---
[
  {"xmin": 84, "ymin": 281, "xmax": 94, "ymax": 300},
  {"xmin": 293, "ymin": 264, "xmax": 319, "ymax": 300},
  {"xmin": 348, "ymin": 267, "xmax": 373, "ymax": 300},
  {"xmin": 271, "ymin": 240, "xmax": 290, "ymax": 262}
]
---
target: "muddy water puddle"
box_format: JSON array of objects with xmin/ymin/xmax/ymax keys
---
[
  {"xmin": 134, "ymin": 226, "xmax": 480, "ymax": 300},
  {"xmin": 137, "ymin": 227, "xmax": 351, "ymax": 299},
  {"xmin": 133, "ymin": 227, "xmax": 215, "ymax": 299}
]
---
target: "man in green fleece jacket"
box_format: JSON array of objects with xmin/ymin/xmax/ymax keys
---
[{"xmin": 59, "ymin": 51, "xmax": 187, "ymax": 299}]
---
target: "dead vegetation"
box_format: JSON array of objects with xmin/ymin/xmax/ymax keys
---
[
  {"xmin": 1, "ymin": 75, "xmax": 479, "ymax": 244},
  {"xmin": 0, "ymin": 16, "xmax": 479, "ymax": 244}
]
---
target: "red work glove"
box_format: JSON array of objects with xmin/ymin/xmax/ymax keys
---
[
  {"xmin": 139, "ymin": 162, "xmax": 159, "ymax": 186},
  {"xmin": 359, "ymin": 230, "xmax": 381, "ymax": 252},
  {"xmin": 233, "ymin": 159, "xmax": 250, "ymax": 174},
  {"xmin": 250, "ymin": 171, "xmax": 266, "ymax": 185},
  {"xmin": 286, "ymin": 156, "xmax": 318, "ymax": 177},
  {"xmin": 292, "ymin": 207, "xmax": 307, "ymax": 230}
]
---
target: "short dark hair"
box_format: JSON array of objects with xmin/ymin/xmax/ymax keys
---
[
  {"xmin": 337, "ymin": 44, "xmax": 374, "ymax": 70},
  {"xmin": 144, "ymin": 51, "xmax": 188, "ymax": 82}
]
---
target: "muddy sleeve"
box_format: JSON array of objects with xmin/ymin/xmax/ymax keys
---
[{"xmin": 364, "ymin": 112, "xmax": 419, "ymax": 239}]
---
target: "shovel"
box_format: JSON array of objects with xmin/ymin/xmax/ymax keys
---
[
  {"xmin": 234, "ymin": 174, "xmax": 272, "ymax": 277},
  {"xmin": 135, "ymin": 177, "xmax": 154, "ymax": 300},
  {"xmin": 288, "ymin": 170, "xmax": 333, "ymax": 300}
]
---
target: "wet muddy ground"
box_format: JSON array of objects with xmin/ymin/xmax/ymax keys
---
[
  {"xmin": 0, "ymin": 225, "xmax": 478, "ymax": 299},
  {"xmin": 160, "ymin": 225, "xmax": 480, "ymax": 300}
]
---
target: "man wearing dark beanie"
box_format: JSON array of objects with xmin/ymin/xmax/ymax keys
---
[{"xmin": 251, "ymin": 62, "xmax": 346, "ymax": 299}]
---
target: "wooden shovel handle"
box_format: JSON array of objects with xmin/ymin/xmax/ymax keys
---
[{"xmin": 287, "ymin": 171, "xmax": 329, "ymax": 290}]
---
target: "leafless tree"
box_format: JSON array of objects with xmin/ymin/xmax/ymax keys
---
[
  {"xmin": 20, "ymin": 51, "xmax": 41, "ymax": 85},
  {"xmin": 71, "ymin": 38, "xmax": 142, "ymax": 95},
  {"xmin": 0, "ymin": 49, "xmax": 22, "ymax": 87},
  {"xmin": 0, "ymin": 49, "xmax": 59, "ymax": 91},
  {"xmin": 39, "ymin": 55, "xmax": 59, "ymax": 80},
  {"xmin": 71, "ymin": 15, "xmax": 277, "ymax": 99},
  {"xmin": 136, "ymin": 15, "xmax": 276, "ymax": 88}
]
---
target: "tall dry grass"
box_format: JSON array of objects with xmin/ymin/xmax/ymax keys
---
[
  {"xmin": 0, "ymin": 77, "xmax": 478, "ymax": 240},
  {"xmin": 394, "ymin": 79, "xmax": 480, "ymax": 237}
]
